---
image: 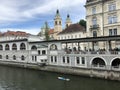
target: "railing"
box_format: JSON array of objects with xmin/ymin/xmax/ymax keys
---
[
  {"xmin": 62, "ymin": 49, "xmax": 120, "ymax": 55},
  {"xmin": 90, "ymin": 24, "xmax": 99, "ymax": 30}
]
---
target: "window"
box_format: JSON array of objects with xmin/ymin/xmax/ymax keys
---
[
  {"xmin": 41, "ymin": 60, "xmax": 43, "ymax": 62},
  {"xmin": 51, "ymin": 56, "xmax": 53, "ymax": 62},
  {"xmin": 42, "ymin": 50, "xmax": 46, "ymax": 55},
  {"xmin": 58, "ymin": 37, "xmax": 60, "ymax": 40},
  {"xmin": 31, "ymin": 45, "xmax": 37, "ymax": 50},
  {"xmin": 92, "ymin": 17, "xmax": 97, "ymax": 25},
  {"xmin": 0, "ymin": 55, "xmax": 2, "ymax": 59},
  {"xmin": 13, "ymin": 55, "xmax": 16, "ymax": 60},
  {"xmin": 12, "ymin": 44, "xmax": 17, "ymax": 50},
  {"xmin": 5, "ymin": 44, "xmax": 10, "ymax": 50},
  {"xmin": 6, "ymin": 55, "xmax": 9, "ymax": 59},
  {"xmin": 32, "ymin": 56, "xmax": 34, "ymax": 61},
  {"xmin": 68, "ymin": 36, "xmax": 70, "ymax": 39},
  {"xmin": 79, "ymin": 34, "xmax": 81, "ymax": 38},
  {"xmin": 59, "ymin": 21, "xmax": 61, "ymax": 25},
  {"xmin": 92, "ymin": 7, "xmax": 96, "ymax": 14},
  {"xmin": 109, "ymin": 28, "xmax": 117, "ymax": 36},
  {"xmin": 114, "ymin": 28, "xmax": 117, "ymax": 35},
  {"xmin": 108, "ymin": 15, "xmax": 117, "ymax": 24},
  {"xmin": 21, "ymin": 55, "xmax": 25, "ymax": 60},
  {"xmin": 93, "ymin": 31, "xmax": 97, "ymax": 37},
  {"xmin": 67, "ymin": 57, "xmax": 69, "ymax": 63},
  {"xmin": 71, "ymin": 35, "xmax": 73, "ymax": 39},
  {"xmin": 20, "ymin": 43, "xmax": 26, "ymax": 50},
  {"xmin": 76, "ymin": 57, "xmax": 80, "ymax": 64},
  {"xmin": 0, "ymin": 45, "xmax": 3, "ymax": 50},
  {"xmin": 64, "ymin": 36, "xmax": 66, "ymax": 39},
  {"xmin": 55, "ymin": 56, "xmax": 57, "ymax": 62},
  {"xmin": 108, "ymin": 3, "xmax": 116, "ymax": 11},
  {"xmin": 32, "ymin": 56, "xmax": 37, "ymax": 62},
  {"xmin": 81, "ymin": 57, "xmax": 85, "ymax": 64},
  {"xmin": 35, "ymin": 56, "xmax": 37, "ymax": 62},
  {"xmin": 38, "ymin": 50, "xmax": 40, "ymax": 55},
  {"xmin": 109, "ymin": 29, "xmax": 112, "ymax": 36},
  {"xmin": 55, "ymin": 21, "xmax": 57, "ymax": 25},
  {"xmin": 75, "ymin": 35, "xmax": 77, "ymax": 38},
  {"xmin": 63, "ymin": 56, "xmax": 65, "ymax": 63}
]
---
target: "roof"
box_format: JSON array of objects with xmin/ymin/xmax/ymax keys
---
[
  {"xmin": 0, "ymin": 39, "xmax": 28, "ymax": 43},
  {"xmin": 58, "ymin": 23, "xmax": 85, "ymax": 35},
  {"xmin": 49, "ymin": 29, "xmax": 54, "ymax": 35},
  {"xmin": 0, "ymin": 31, "xmax": 30, "ymax": 37},
  {"xmin": 29, "ymin": 35, "xmax": 120, "ymax": 44}
]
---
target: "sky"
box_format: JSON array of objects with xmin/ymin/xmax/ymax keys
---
[{"xmin": 0, "ymin": 0, "xmax": 86, "ymax": 35}]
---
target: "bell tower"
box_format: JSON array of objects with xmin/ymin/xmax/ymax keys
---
[
  {"xmin": 54, "ymin": 9, "xmax": 62, "ymax": 32},
  {"xmin": 65, "ymin": 14, "xmax": 72, "ymax": 28}
]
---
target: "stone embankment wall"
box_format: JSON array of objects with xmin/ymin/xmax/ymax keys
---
[{"xmin": 0, "ymin": 61, "xmax": 120, "ymax": 81}]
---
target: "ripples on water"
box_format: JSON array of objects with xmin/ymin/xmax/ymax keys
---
[{"xmin": 0, "ymin": 65, "xmax": 120, "ymax": 90}]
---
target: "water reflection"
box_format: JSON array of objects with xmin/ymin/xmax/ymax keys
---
[{"xmin": 0, "ymin": 65, "xmax": 120, "ymax": 90}]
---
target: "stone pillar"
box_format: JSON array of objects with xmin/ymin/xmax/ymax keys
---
[
  {"xmin": 92, "ymin": 42, "xmax": 94, "ymax": 50},
  {"xmin": 108, "ymin": 41, "xmax": 112, "ymax": 50},
  {"xmin": 78, "ymin": 42, "xmax": 80, "ymax": 51}
]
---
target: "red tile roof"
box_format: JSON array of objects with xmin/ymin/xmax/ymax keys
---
[
  {"xmin": 58, "ymin": 23, "xmax": 86, "ymax": 35},
  {"xmin": 49, "ymin": 29, "xmax": 54, "ymax": 35},
  {"xmin": 0, "ymin": 31, "xmax": 30, "ymax": 37}
]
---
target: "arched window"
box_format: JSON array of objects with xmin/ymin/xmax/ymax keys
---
[
  {"xmin": 5, "ymin": 44, "xmax": 10, "ymax": 50},
  {"xmin": 31, "ymin": 45, "xmax": 37, "ymax": 50},
  {"xmin": 0, "ymin": 45, "xmax": 3, "ymax": 50},
  {"xmin": 55, "ymin": 21, "xmax": 57, "ymax": 25},
  {"xmin": 20, "ymin": 43, "xmax": 26, "ymax": 50},
  {"xmin": 0, "ymin": 55, "xmax": 2, "ymax": 59},
  {"xmin": 13, "ymin": 55, "xmax": 16, "ymax": 60},
  {"xmin": 59, "ymin": 21, "xmax": 61, "ymax": 25},
  {"xmin": 21, "ymin": 55, "xmax": 25, "ymax": 60},
  {"xmin": 50, "ymin": 44, "xmax": 57, "ymax": 50},
  {"xmin": 12, "ymin": 44, "xmax": 17, "ymax": 50},
  {"xmin": 6, "ymin": 55, "xmax": 9, "ymax": 59}
]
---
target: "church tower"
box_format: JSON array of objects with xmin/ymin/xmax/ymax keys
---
[
  {"xmin": 54, "ymin": 9, "xmax": 62, "ymax": 33},
  {"xmin": 65, "ymin": 14, "xmax": 72, "ymax": 28}
]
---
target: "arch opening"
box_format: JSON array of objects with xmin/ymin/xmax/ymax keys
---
[
  {"xmin": 111, "ymin": 58, "xmax": 120, "ymax": 68},
  {"xmin": 92, "ymin": 58, "xmax": 106, "ymax": 67}
]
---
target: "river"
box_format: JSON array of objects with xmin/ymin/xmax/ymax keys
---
[{"xmin": 0, "ymin": 65, "xmax": 120, "ymax": 90}]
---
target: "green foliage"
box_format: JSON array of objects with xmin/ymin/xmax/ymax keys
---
[
  {"xmin": 43, "ymin": 21, "xmax": 50, "ymax": 41},
  {"xmin": 45, "ymin": 29, "xmax": 50, "ymax": 41},
  {"xmin": 79, "ymin": 19, "xmax": 86, "ymax": 28}
]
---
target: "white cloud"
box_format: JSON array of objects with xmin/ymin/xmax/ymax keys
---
[
  {"xmin": 0, "ymin": 0, "xmax": 85, "ymax": 23},
  {"xmin": 0, "ymin": 0, "xmax": 86, "ymax": 34},
  {"xmin": 0, "ymin": 28, "xmax": 40, "ymax": 35}
]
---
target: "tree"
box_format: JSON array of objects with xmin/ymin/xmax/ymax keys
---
[
  {"xmin": 79, "ymin": 19, "xmax": 86, "ymax": 28},
  {"xmin": 45, "ymin": 28, "xmax": 50, "ymax": 41},
  {"xmin": 44, "ymin": 22, "xmax": 50, "ymax": 41}
]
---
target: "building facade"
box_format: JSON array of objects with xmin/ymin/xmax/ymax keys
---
[
  {"xmin": 1, "ymin": 0, "xmax": 120, "ymax": 74},
  {"xmin": 85, "ymin": 0, "xmax": 120, "ymax": 50},
  {"xmin": 1, "ymin": 35, "xmax": 120, "ymax": 71},
  {"xmin": 86, "ymin": 0, "xmax": 120, "ymax": 37}
]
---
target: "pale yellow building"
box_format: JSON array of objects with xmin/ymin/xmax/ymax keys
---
[{"xmin": 85, "ymin": 0, "xmax": 120, "ymax": 50}]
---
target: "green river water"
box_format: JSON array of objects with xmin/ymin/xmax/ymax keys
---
[{"xmin": 0, "ymin": 65, "xmax": 120, "ymax": 90}]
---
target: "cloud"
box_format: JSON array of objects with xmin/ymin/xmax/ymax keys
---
[
  {"xmin": 0, "ymin": 0, "xmax": 86, "ymax": 34},
  {"xmin": 0, "ymin": 0, "xmax": 85, "ymax": 22},
  {"xmin": 0, "ymin": 28, "xmax": 40, "ymax": 35}
]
